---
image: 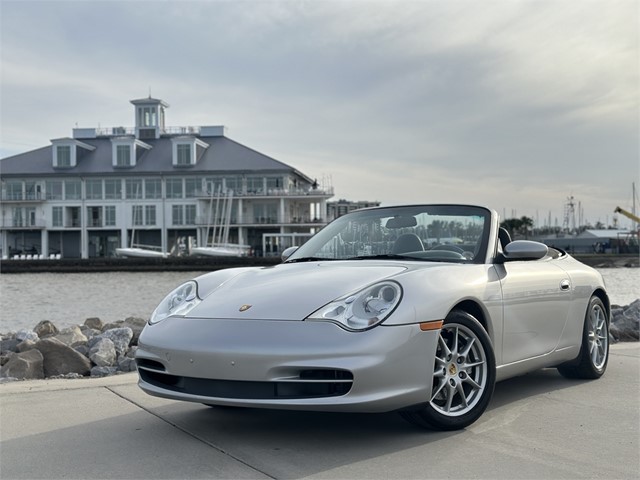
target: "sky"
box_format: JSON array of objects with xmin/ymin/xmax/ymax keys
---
[{"xmin": 1, "ymin": 0, "xmax": 638, "ymax": 228}]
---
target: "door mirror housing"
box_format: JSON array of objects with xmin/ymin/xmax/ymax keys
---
[
  {"xmin": 281, "ymin": 246, "xmax": 299, "ymax": 262},
  {"xmin": 500, "ymin": 240, "xmax": 548, "ymax": 262}
]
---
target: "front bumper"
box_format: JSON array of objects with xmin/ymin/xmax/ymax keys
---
[{"xmin": 136, "ymin": 318, "xmax": 439, "ymax": 413}]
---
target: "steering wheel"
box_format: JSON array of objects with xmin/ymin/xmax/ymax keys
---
[{"xmin": 430, "ymin": 244, "xmax": 465, "ymax": 254}]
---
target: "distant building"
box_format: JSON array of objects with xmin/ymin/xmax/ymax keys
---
[
  {"xmin": 0, "ymin": 96, "xmax": 333, "ymax": 258},
  {"xmin": 540, "ymin": 229, "xmax": 638, "ymax": 254},
  {"xmin": 327, "ymin": 199, "xmax": 380, "ymax": 221}
]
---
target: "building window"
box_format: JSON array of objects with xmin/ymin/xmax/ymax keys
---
[
  {"xmin": 172, "ymin": 205, "xmax": 184, "ymax": 225},
  {"xmin": 45, "ymin": 181, "xmax": 63, "ymax": 200},
  {"xmin": 25, "ymin": 181, "xmax": 41, "ymax": 200},
  {"xmin": 185, "ymin": 178, "xmax": 200, "ymax": 198},
  {"xmin": 116, "ymin": 145, "xmax": 131, "ymax": 167},
  {"xmin": 85, "ymin": 179, "xmax": 103, "ymax": 200},
  {"xmin": 247, "ymin": 177, "xmax": 264, "ymax": 194},
  {"xmin": 67, "ymin": 206, "xmax": 81, "ymax": 228},
  {"xmin": 145, "ymin": 205, "xmax": 156, "ymax": 226},
  {"xmin": 145, "ymin": 179, "xmax": 162, "ymax": 199},
  {"xmin": 65, "ymin": 180, "xmax": 81, "ymax": 200},
  {"xmin": 56, "ymin": 146, "xmax": 71, "ymax": 167},
  {"xmin": 166, "ymin": 178, "xmax": 183, "ymax": 199},
  {"xmin": 132, "ymin": 205, "xmax": 144, "ymax": 226},
  {"xmin": 26, "ymin": 208, "xmax": 36, "ymax": 226},
  {"xmin": 171, "ymin": 204, "xmax": 195, "ymax": 225},
  {"xmin": 52, "ymin": 206, "xmax": 63, "ymax": 227},
  {"xmin": 87, "ymin": 206, "xmax": 102, "ymax": 227},
  {"xmin": 125, "ymin": 179, "xmax": 143, "ymax": 199},
  {"xmin": 5, "ymin": 181, "xmax": 22, "ymax": 201},
  {"xmin": 254, "ymin": 203, "xmax": 278, "ymax": 224},
  {"xmin": 205, "ymin": 177, "xmax": 223, "ymax": 195},
  {"xmin": 104, "ymin": 179, "xmax": 122, "ymax": 200},
  {"xmin": 224, "ymin": 176, "xmax": 240, "ymax": 193},
  {"xmin": 266, "ymin": 177, "xmax": 281, "ymax": 190},
  {"xmin": 104, "ymin": 206, "xmax": 116, "ymax": 226},
  {"xmin": 139, "ymin": 107, "xmax": 157, "ymax": 127},
  {"xmin": 185, "ymin": 205, "xmax": 196, "ymax": 225},
  {"xmin": 12, "ymin": 208, "xmax": 23, "ymax": 227},
  {"xmin": 176, "ymin": 144, "xmax": 192, "ymax": 166}
]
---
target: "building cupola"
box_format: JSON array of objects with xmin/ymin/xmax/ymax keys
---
[{"xmin": 130, "ymin": 96, "xmax": 168, "ymax": 140}]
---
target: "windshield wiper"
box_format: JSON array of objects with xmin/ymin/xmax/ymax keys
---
[
  {"xmin": 348, "ymin": 254, "xmax": 416, "ymax": 260},
  {"xmin": 285, "ymin": 257, "xmax": 336, "ymax": 263}
]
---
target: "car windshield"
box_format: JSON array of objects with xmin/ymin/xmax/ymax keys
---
[{"xmin": 286, "ymin": 205, "xmax": 491, "ymax": 264}]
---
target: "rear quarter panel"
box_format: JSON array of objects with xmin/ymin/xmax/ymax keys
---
[{"xmin": 553, "ymin": 255, "xmax": 608, "ymax": 349}]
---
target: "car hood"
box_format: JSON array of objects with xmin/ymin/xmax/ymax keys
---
[{"xmin": 187, "ymin": 262, "xmax": 408, "ymax": 320}]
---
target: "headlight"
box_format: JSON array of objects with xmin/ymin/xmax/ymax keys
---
[
  {"xmin": 149, "ymin": 281, "xmax": 200, "ymax": 325},
  {"xmin": 307, "ymin": 281, "xmax": 402, "ymax": 331}
]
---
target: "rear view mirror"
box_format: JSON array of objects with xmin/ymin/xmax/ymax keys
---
[{"xmin": 386, "ymin": 216, "xmax": 417, "ymax": 229}]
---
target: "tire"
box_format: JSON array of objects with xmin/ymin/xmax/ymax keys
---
[
  {"xmin": 400, "ymin": 310, "xmax": 496, "ymax": 430},
  {"xmin": 557, "ymin": 296, "xmax": 609, "ymax": 379}
]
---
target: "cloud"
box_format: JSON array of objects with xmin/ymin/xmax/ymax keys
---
[{"xmin": 0, "ymin": 0, "xmax": 637, "ymax": 226}]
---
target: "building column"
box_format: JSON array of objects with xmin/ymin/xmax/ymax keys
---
[
  {"xmin": 280, "ymin": 198, "xmax": 285, "ymax": 224},
  {"xmin": 237, "ymin": 198, "xmax": 243, "ymax": 224},
  {"xmin": 40, "ymin": 230, "xmax": 48, "ymax": 259},
  {"xmin": 81, "ymin": 213, "xmax": 88, "ymax": 259},
  {"xmin": 0, "ymin": 230, "xmax": 7, "ymax": 259},
  {"xmin": 196, "ymin": 227, "xmax": 203, "ymax": 248}
]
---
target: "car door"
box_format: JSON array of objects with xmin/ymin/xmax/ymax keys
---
[{"xmin": 495, "ymin": 260, "xmax": 572, "ymax": 365}]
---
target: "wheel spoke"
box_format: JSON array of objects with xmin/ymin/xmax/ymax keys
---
[
  {"xmin": 430, "ymin": 379, "xmax": 447, "ymax": 402},
  {"xmin": 460, "ymin": 337, "xmax": 476, "ymax": 358},
  {"xmin": 456, "ymin": 382, "xmax": 467, "ymax": 408},
  {"xmin": 438, "ymin": 333, "xmax": 452, "ymax": 359},
  {"xmin": 591, "ymin": 342, "xmax": 599, "ymax": 364},
  {"xmin": 444, "ymin": 384, "xmax": 455, "ymax": 412},
  {"xmin": 464, "ymin": 359, "xmax": 485, "ymax": 369},
  {"xmin": 451, "ymin": 326, "xmax": 459, "ymax": 355},
  {"xmin": 463, "ymin": 375, "xmax": 481, "ymax": 391}
]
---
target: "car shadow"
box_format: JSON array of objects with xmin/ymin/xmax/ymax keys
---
[
  {"xmin": 487, "ymin": 367, "xmax": 590, "ymax": 411},
  {"xmin": 147, "ymin": 368, "xmax": 590, "ymax": 479}
]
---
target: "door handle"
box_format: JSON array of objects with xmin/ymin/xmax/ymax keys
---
[{"xmin": 560, "ymin": 279, "xmax": 571, "ymax": 291}]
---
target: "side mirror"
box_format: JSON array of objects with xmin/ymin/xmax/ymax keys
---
[
  {"xmin": 501, "ymin": 240, "xmax": 548, "ymax": 261},
  {"xmin": 281, "ymin": 246, "xmax": 299, "ymax": 262}
]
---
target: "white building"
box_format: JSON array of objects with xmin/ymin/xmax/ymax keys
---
[
  {"xmin": 0, "ymin": 96, "xmax": 333, "ymax": 258},
  {"xmin": 327, "ymin": 199, "xmax": 381, "ymax": 221}
]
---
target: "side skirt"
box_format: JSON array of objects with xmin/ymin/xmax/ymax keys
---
[{"xmin": 496, "ymin": 345, "xmax": 580, "ymax": 382}]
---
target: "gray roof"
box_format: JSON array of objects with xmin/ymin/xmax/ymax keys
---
[{"xmin": 0, "ymin": 136, "xmax": 312, "ymax": 182}]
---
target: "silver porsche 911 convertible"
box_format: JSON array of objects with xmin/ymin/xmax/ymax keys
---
[{"xmin": 136, "ymin": 204, "xmax": 609, "ymax": 430}]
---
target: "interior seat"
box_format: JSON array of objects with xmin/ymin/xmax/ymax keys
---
[
  {"xmin": 392, "ymin": 233, "xmax": 424, "ymax": 254},
  {"xmin": 498, "ymin": 227, "xmax": 512, "ymax": 251}
]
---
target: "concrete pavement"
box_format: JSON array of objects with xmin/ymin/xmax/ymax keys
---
[{"xmin": 1, "ymin": 343, "xmax": 638, "ymax": 479}]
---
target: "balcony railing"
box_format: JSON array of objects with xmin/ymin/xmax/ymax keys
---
[
  {"xmin": 194, "ymin": 187, "xmax": 334, "ymax": 199},
  {"xmin": 0, "ymin": 219, "xmax": 46, "ymax": 229},
  {"xmin": 1, "ymin": 193, "xmax": 45, "ymax": 202},
  {"xmin": 94, "ymin": 126, "xmax": 202, "ymax": 137},
  {"xmin": 195, "ymin": 216, "xmax": 326, "ymax": 226}
]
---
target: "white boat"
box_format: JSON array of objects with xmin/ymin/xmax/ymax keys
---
[
  {"xmin": 191, "ymin": 188, "xmax": 250, "ymax": 257},
  {"xmin": 115, "ymin": 247, "xmax": 167, "ymax": 258},
  {"xmin": 190, "ymin": 244, "xmax": 250, "ymax": 257}
]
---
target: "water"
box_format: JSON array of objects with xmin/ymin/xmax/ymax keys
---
[{"xmin": 1, "ymin": 268, "xmax": 638, "ymax": 333}]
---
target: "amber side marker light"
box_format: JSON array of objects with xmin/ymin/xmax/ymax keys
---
[{"xmin": 420, "ymin": 320, "xmax": 444, "ymax": 331}]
